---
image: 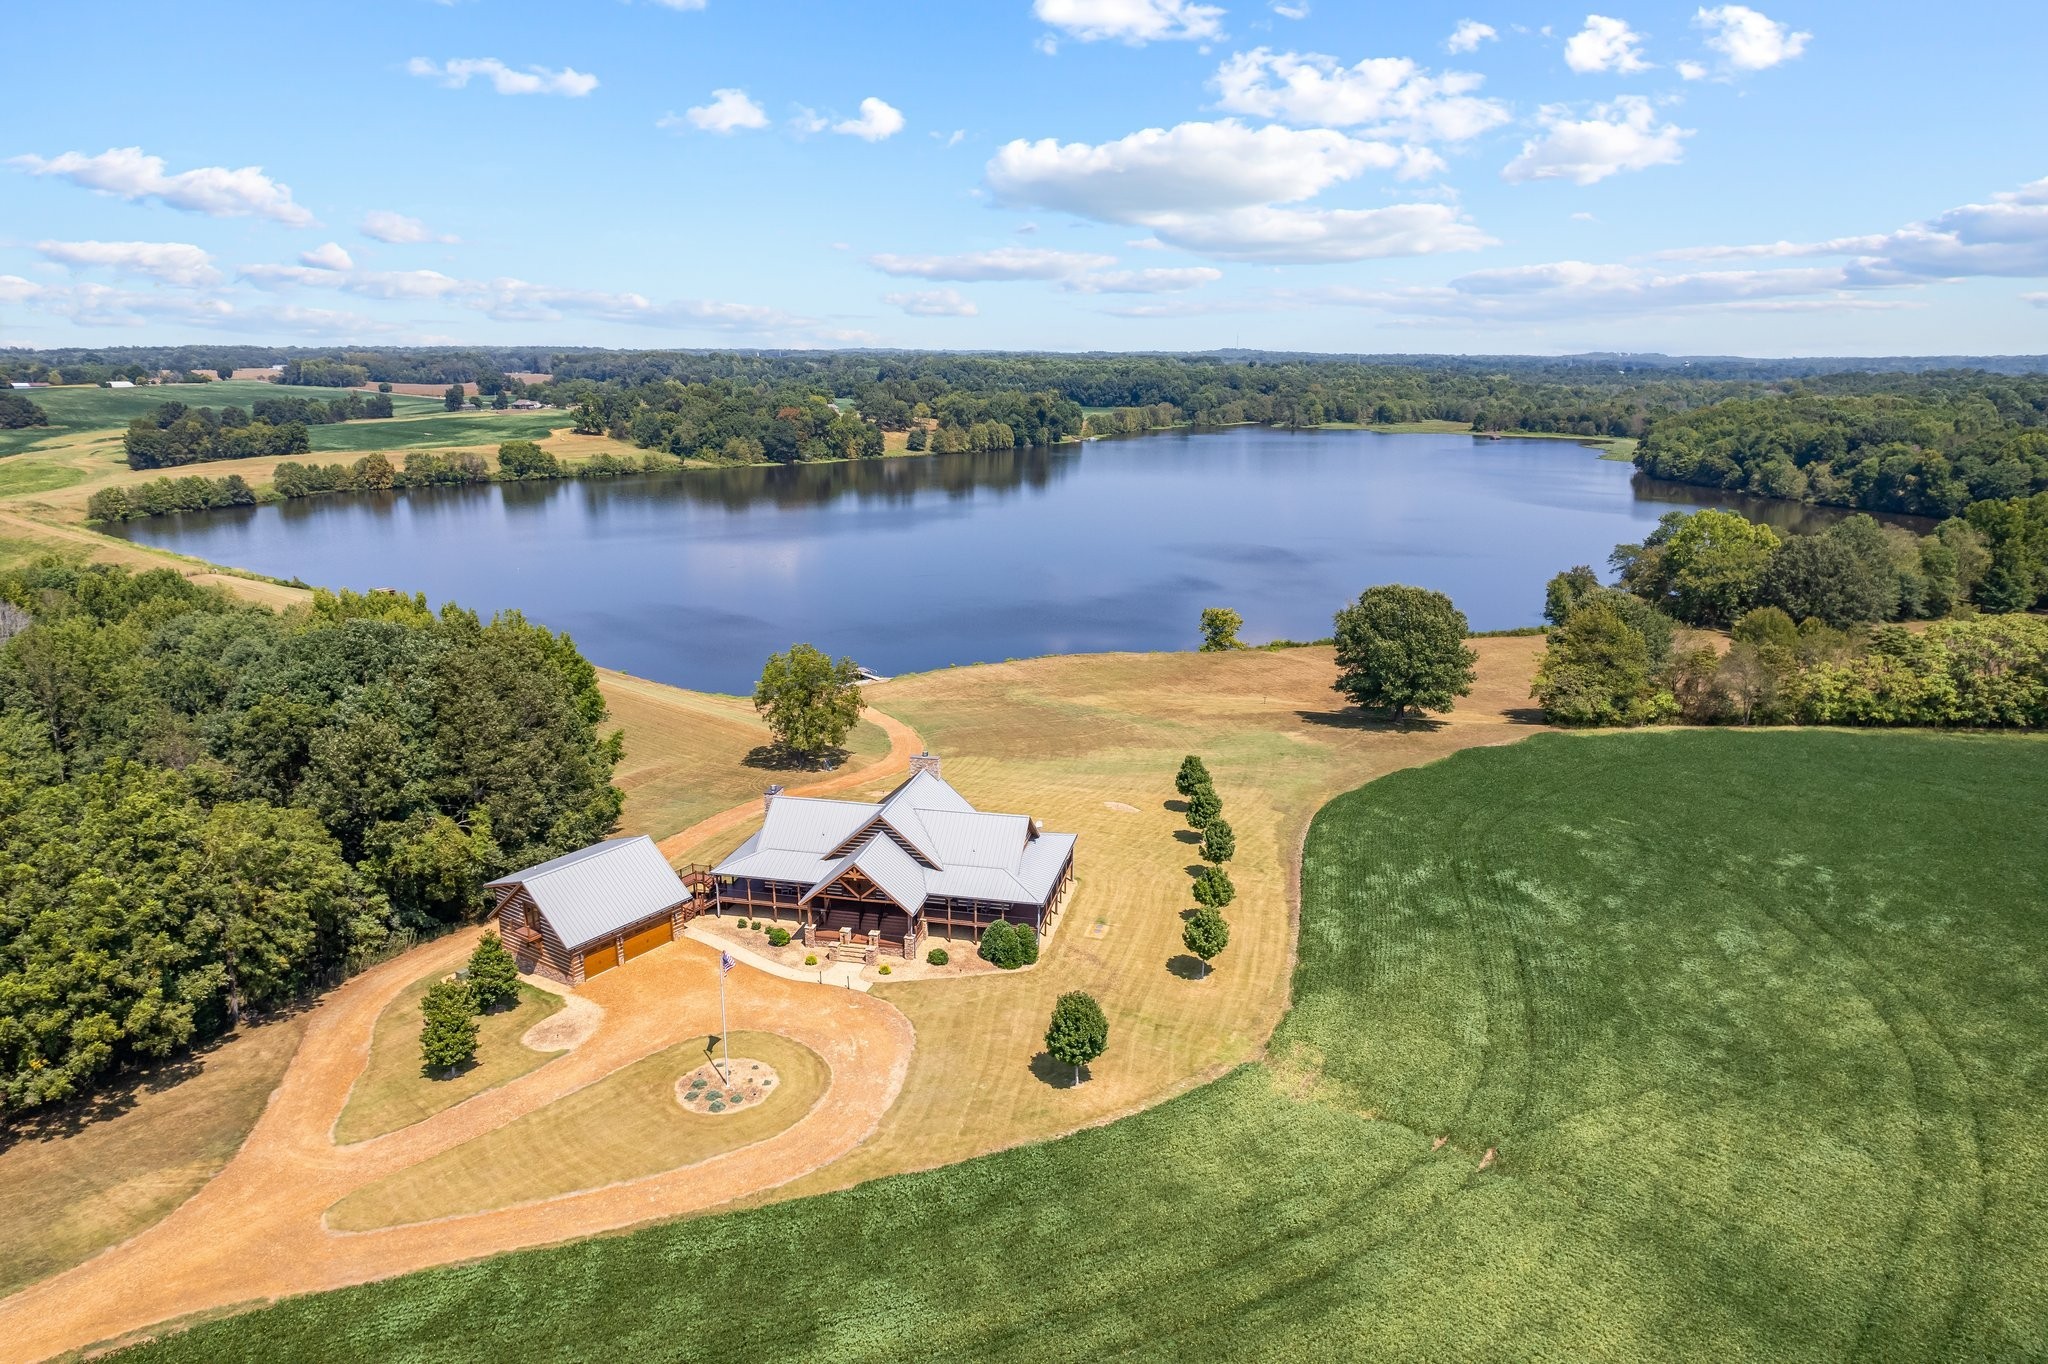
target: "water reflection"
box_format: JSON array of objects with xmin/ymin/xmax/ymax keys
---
[{"xmin": 119, "ymin": 429, "xmax": 1896, "ymax": 693}]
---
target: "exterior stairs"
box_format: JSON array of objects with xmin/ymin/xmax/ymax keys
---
[{"xmin": 831, "ymin": 938, "xmax": 871, "ymax": 964}]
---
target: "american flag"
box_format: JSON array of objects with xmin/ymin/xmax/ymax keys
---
[{"xmin": 720, "ymin": 950, "xmax": 736, "ymax": 975}]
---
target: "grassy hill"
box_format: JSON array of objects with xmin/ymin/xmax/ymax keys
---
[{"xmin": 116, "ymin": 729, "xmax": 2048, "ymax": 1362}]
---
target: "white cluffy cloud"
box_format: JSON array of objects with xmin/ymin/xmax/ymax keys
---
[
  {"xmin": 1502, "ymin": 97, "xmax": 1690, "ymax": 184},
  {"xmin": 361, "ymin": 210, "xmax": 458, "ymax": 244},
  {"xmin": 884, "ymin": 288, "xmax": 979, "ymax": 317},
  {"xmin": 406, "ymin": 57, "xmax": 598, "ymax": 97},
  {"xmin": 1061, "ymin": 267, "xmax": 1223, "ymax": 293},
  {"xmin": 1563, "ymin": 15, "xmax": 1651, "ymax": 74},
  {"xmin": 1446, "ymin": 20, "xmax": 1497, "ymax": 54},
  {"xmin": 833, "ymin": 97, "xmax": 906, "ymax": 141},
  {"xmin": 1694, "ymin": 5, "xmax": 1811, "ymax": 72},
  {"xmin": 10, "ymin": 147, "xmax": 314, "ymax": 226},
  {"xmin": 35, "ymin": 240, "xmax": 221, "ymax": 287},
  {"xmin": 668, "ymin": 88, "xmax": 769, "ymax": 133},
  {"xmin": 299, "ymin": 242, "xmax": 355, "ymax": 271},
  {"xmin": 985, "ymin": 119, "xmax": 1490, "ymax": 262},
  {"xmin": 1033, "ymin": 0, "xmax": 1225, "ymax": 44},
  {"xmin": 1212, "ymin": 49, "xmax": 1510, "ymax": 143},
  {"xmin": 1334, "ymin": 174, "xmax": 2048, "ymax": 324},
  {"xmin": 868, "ymin": 247, "xmax": 1119, "ymax": 281}
]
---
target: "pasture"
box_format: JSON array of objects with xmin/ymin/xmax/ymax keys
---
[
  {"xmin": 306, "ymin": 409, "xmax": 569, "ymax": 454},
  {"xmin": 116, "ymin": 729, "xmax": 2048, "ymax": 1361},
  {"xmin": 0, "ymin": 382, "xmax": 444, "ymax": 457}
]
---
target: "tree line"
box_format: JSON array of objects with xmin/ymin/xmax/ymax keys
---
[
  {"xmin": 1634, "ymin": 384, "xmax": 2048, "ymax": 517},
  {"xmin": 89, "ymin": 442, "xmax": 682, "ymax": 523},
  {"xmin": 119, "ymin": 394, "xmax": 396, "ymax": 471},
  {"xmin": 1531, "ymin": 498, "xmax": 2048, "ymax": 728},
  {"xmin": 0, "ymin": 393, "xmax": 49, "ymax": 430},
  {"xmin": 0, "ymin": 565, "xmax": 623, "ymax": 1113}
]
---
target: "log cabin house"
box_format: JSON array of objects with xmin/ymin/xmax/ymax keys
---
[
  {"xmin": 713, "ymin": 754, "xmax": 1077, "ymax": 964},
  {"xmin": 487, "ymin": 835, "xmax": 709, "ymax": 985}
]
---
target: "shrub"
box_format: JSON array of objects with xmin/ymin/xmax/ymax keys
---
[
  {"xmin": 804, "ymin": 954, "xmax": 818, "ymax": 966},
  {"xmin": 927, "ymin": 947, "xmax": 950, "ymax": 966},
  {"xmin": 766, "ymin": 926, "xmax": 791, "ymax": 948},
  {"xmin": 1014, "ymin": 922, "xmax": 1039, "ymax": 966},
  {"xmin": 466, "ymin": 932, "xmax": 521, "ymax": 1011},
  {"xmin": 878, "ymin": 964, "xmax": 892, "ymax": 975},
  {"xmin": 979, "ymin": 920, "xmax": 1024, "ymax": 969}
]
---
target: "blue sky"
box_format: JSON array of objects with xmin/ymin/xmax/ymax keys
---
[{"xmin": 4, "ymin": 0, "xmax": 2045, "ymax": 355}]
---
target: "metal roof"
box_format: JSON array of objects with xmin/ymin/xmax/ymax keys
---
[
  {"xmin": 714, "ymin": 770, "xmax": 1074, "ymax": 917},
  {"xmin": 486, "ymin": 835, "xmax": 688, "ymax": 951}
]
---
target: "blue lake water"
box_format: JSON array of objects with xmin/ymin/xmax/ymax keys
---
[{"xmin": 116, "ymin": 427, "xmax": 1846, "ymax": 694}]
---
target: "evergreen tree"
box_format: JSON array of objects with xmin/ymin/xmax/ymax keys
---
[
  {"xmin": 419, "ymin": 980, "xmax": 479, "ymax": 1076},
  {"xmin": 1044, "ymin": 990, "xmax": 1108, "ymax": 1086},
  {"xmin": 1014, "ymin": 921, "xmax": 1039, "ymax": 966},
  {"xmin": 467, "ymin": 932, "xmax": 521, "ymax": 1011},
  {"xmin": 1191, "ymin": 864, "xmax": 1236, "ymax": 910},
  {"xmin": 1200, "ymin": 817, "xmax": 1236, "ymax": 865},
  {"xmin": 1183, "ymin": 908, "xmax": 1230, "ymax": 978}
]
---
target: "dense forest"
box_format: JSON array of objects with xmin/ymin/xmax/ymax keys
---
[
  {"xmin": 0, "ymin": 565, "xmax": 623, "ymax": 1113},
  {"xmin": 1531, "ymin": 495, "xmax": 2048, "ymax": 728}
]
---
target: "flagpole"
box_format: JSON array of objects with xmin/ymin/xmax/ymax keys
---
[{"xmin": 716, "ymin": 950, "xmax": 734, "ymax": 1083}]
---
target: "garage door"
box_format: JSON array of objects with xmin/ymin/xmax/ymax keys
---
[
  {"xmin": 622, "ymin": 917, "xmax": 673, "ymax": 962},
  {"xmin": 581, "ymin": 944, "xmax": 618, "ymax": 979}
]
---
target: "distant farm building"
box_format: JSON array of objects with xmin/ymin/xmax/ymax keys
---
[
  {"xmin": 487, "ymin": 835, "xmax": 711, "ymax": 985},
  {"xmin": 107, "ymin": 380, "xmax": 135, "ymax": 388},
  {"xmin": 715, "ymin": 755, "xmax": 1076, "ymax": 963}
]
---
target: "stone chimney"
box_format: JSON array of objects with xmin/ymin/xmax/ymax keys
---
[
  {"xmin": 908, "ymin": 751, "xmax": 942, "ymax": 779},
  {"xmin": 763, "ymin": 783, "xmax": 784, "ymax": 814}
]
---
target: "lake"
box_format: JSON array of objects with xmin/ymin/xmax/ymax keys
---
[{"xmin": 116, "ymin": 428, "xmax": 1853, "ymax": 694}]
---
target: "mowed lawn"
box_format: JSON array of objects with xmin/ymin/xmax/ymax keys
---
[
  {"xmin": 600, "ymin": 669, "xmax": 893, "ymax": 843},
  {"xmin": 333, "ymin": 977, "xmax": 568, "ymax": 1145},
  {"xmin": 0, "ymin": 1017, "xmax": 305, "ymax": 1299},
  {"xmin": 327, "ymin": 1032, "xmax": 828, "ymax": 1231},
  {"xmin": 118, "ymin": 730, "xmax": 2048, "ymax": 1361},
  {"xmin": 757, "ymin": 641, "xmax": 1548, "ymax": 1198}
]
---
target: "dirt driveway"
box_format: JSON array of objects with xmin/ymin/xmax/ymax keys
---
[{"xmin": 0, "ymin": 934, "xmax": 913, "ymax": 1364}]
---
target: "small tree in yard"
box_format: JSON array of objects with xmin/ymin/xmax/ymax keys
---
[
  {"xmin": 1183, "ymin": 908, "xmax": 1230, "ymax": 978},
  {"xmin": 1013, "ymin": 921, "xmax": 1039, "ymax": 966},
  {"xmin": 753, "ymin": 643, "xmax": 866, "ymax": 761},
  {"xmin": 1200, "ymin": 817, "xmax": 1236, "ymax": 865},
  {"xmin": 1045, "ymin": 990, "xmax": 1108, "ymax": 1086},
  {"xmin": 1192, "ymin": 864, "xmax": 1235, "ymax": 910},
  {"xmin": 467, "ymin": 932, "xmax": 520, "ymax": 1011},
  {"xmin": 1173, "ymin": 755, "xmax": 1212, "ymax": 800},
  {"xmin": 1183, "ymin": 783, "xmax": 1221, "ymax": 830},
  {"xmin": 419, "ymin": 980, "xmax": 478, "ymax": 1076},
  {"xmin": 1199, "ymin": 607, "xmax": 1244, "ymax": 652},
  {"xmin": 1332, "ymin": 584, "xmax": 1477, "ymax": 721}
]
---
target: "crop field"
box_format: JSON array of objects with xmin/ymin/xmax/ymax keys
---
[
  {"xmin": 117, "ymin": 729, "xmax": 2048, "ymax": 1362},
  {"xmin": 305, "ymin": 409, "xmax": 569, "ymax": 454},
  {"xmin": 0, "ymin": 382, "xmax": 444, "ymax": 457}
]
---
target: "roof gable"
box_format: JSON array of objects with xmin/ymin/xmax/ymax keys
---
[{"xmin": 486, "ymin": 836, "xmax": 687, "ymax": 951}]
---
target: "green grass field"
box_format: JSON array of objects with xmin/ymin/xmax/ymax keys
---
[
  {"xmin": 114, "ymin": 730, "xmax": 2048, "ymax": 1361},
  {"xmin": 306, "ymin": 410, "xmax": 569, "ymax": 454},
  {"xmin": 0, "ymin": 382, "xmax": 448, "ymax": 456}
]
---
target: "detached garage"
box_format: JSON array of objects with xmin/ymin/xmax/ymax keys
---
[{"xmin": 486, "ymin": 836, "xmax": 695, "ymax": 985}]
